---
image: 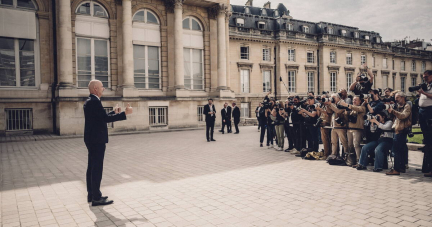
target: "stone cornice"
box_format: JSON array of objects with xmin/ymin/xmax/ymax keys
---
[
  {"xmin": 237, "ymin": 62, "xmax": 254, "ymax": 71},
  {"xmin": 259, "ymin": 63, "xmax": 274, "ymax": 72},
  {"xmin": 163, "ymin": 0, "xmax": 184, "ymax": 13},
  {"xmin": 305, "ymin": 65, "xmax": 318, "ymax": 71},
  {"xmin": 381, "ymin": 70, "xmax": 390, "ymax": 75},
  {"xmin": 344, "ymin": 66, "xmax": 356, "ymax": 72},
  {"xmin": 327, "ymin": 65, "xmax": 340, "ymax": 71},
  {"xmin": 285, "ymin": 64, "xmax": 299, "ymax": 72}
]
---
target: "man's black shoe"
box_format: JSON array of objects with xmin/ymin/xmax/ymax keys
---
[
  {"xmin": 92, "ymin": 198, "xmax": 113, "ymax": 206},
  {"xmin": 373, "ymin": 169, "xmax": 383, "ymax": 172},
  {"xmin": 207, "ymin": 140, "xmax": 210, "ymax": 142},
  {"xmin": 222, "ymin": 131, "xmax": 224, "ymax": 134},
  {"xmin": 356, "ymin": 165, "xmax": 367, "ymax": 170},
  {"xmin": 211, "ymin": 139, "xmax": 216, "ymax": 141},
  {"xmin": 218, "ymin": 130, "xmax": 223, "ymax": 132},
  {"xmin": 234, "ymin": 132, "xmax": 239, "ymax": 134},
  {"xmin": 260, "ymin": 144, "xmax": 263, "ymax": 147},
  {"xmin": 88, "ymin": 196, "xmax": 108, "ymax": 203}
]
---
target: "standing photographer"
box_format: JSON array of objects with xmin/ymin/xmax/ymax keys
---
[
  {"xmin": 273, "ymin": 107, "xmax": 286, "ymax": 151},
  {"xmin": 255, "ymin": 103, "xmax": 263, "ymax": 131},
  {"xmin": 316, "ymin": 94, "xmax": 332, "ymax": 159},
  {"xmin": 363, "ymin": 89, "xmax": 385, "ymax": 143},
  {"xmin": 291, "ymin": 96, "xmax": 307, "ymax": 154},
  {"xmin": 339, "ymin": 88, "xmax": 352, "ymax": 105},
  {"xmin": 283, "ymin": 101, "xmax": 295, "ymax": 152},
  {"xmin": 339, "ymin": 96, "xmax": 366, "ymax": 165},
  {"xmin": 265, "ymin": 100, "xmax": 276, "ymax": 148},
  {"xmin": 350, "ymin": 64, "xmax": 374, "ymax": 95},
  {"xmin": 326, "ymin": 93, "xmax": 349, "ymax": 157},
  {"xmin": 418, "ymin": 70, "xmax": 432, "ymax": 177},
  {"xmin": 298, "ymin": 96, "xmax": 319, "ymax": 152},
  {"xmin": 386, "ymin": 92, "xmax": 412, "ymax": 175}
]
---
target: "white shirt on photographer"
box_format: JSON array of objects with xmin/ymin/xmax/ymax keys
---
[{"xmin": 419, "ymin": 84, "xmax": 432, "ymax": 107}]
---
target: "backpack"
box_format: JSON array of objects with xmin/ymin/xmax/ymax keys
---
[{"xmin": 327, "ymin": 155, "xmax": 346, "ymax": 166}]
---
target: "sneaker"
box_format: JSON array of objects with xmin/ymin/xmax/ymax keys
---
[
  {"xmin": 291, "ymin": 148, "xmax": 300, "ymax": 155},
  {"xmin": 356, "ymin": 165, "xmax": 367, "ymax": 170},
  {"xmin": 284, "ymin": 149, "xmax": 290, "ymax": 152},
  {"xmin": 268, "ymin": 145, "xmax": 273, "ymax": 149},
  {"xmin": 278, "ymin": 147, "xmax": 283, "ymax": 151}
]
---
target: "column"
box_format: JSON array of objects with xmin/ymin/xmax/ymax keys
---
[
  {"xmin": 122, "ymin": 0, "xmax": 134, "ymax": 88},
  {"xmin": 217, "ymin": 4, "xmax": 227, "ymax": 90},
  {"xmin": 58, "ymin": 0, "xmax": 73, "ymax": 87},
  {"xmin": 174, "ymin": 0, "xmax": 185, "ymax": 89}
]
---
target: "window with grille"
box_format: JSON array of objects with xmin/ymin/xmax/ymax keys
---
[
  {"xmin": 346, "ymin": 53, "xmax": 352, "ymax": 65},
  {"xmin": 5, "ymin": 109, "xmax": 33, "ymax": 131},
  {"xmin": 422, "ymin": 61, "xmax": 426, "ymax": 72},
  {"xmin": 240, "ymin": 69, "xmax": 250, "ymax": 93},
  {"xmin": 288, "ymin": 71, "xmax": 296, "ymax": 93},
  {"xmin": 392, "ymin": 75, "xmax": 396, "ymax": 89},
  {"xmin": 411, "ymin": 77, "xmax": 417, "ymax": 87},
  {"xmin": 307, "ymin": 72, "xmax": 314, "ymax": 92},
  {"xmin": 346, "ymin": 73, "xmax": 352, "ymax": 91},
  {"xmin": 263, "ymin": 70, "xmax": 271, "ymax": 92},
  {"xmin": 383, "ymin": 58, "xmax": 388, "ymax": 69},
  {"xmin": 184, "ymin": 48, "xmax": 203, "ymax": 90},
  {"xmin": 104, "ymin": 107, "xmax": 114, "ymax": 128},
  {"xmin": 307, "ymin": 52, "xmax": 314, "ymax": 63},
  {"xmin": 286, "ymin": 23, "xmax": 293, "ymax": 31},
  {"xmin": 288, "ymin": 49, "xmax": 295, "ymax": 62},
  {"xmin": 236, "ymin": 18, "xmax": 244, "ymax": 27},
  {"xmin": 341, "ymin": 30, "xmax": 347, "ymax": 36},
  {"xmin": 262, "ymin": 48, "xmax": 270, "ymax": 61},
  {"xmin": 302, "ymin": 26, "xmax": 309, "ymax": 33},
  {"xmin": 197, "ymin": 106, "xmax": 205, "ymax": 122},
  {"xmin": 327, "ymin": 27, "xmax": 333, "ymax": 34},
  {"xmin": 240, "ymin": 46, "xmax": 249, "ymax": 60},
  {"xmin": 77, "ymin": 38, "xmax": 110, "ymax": 88},
  {"xmin": 401, "ymin": 61, "xmax": 405, "ymax": 71},
  {"xmin": 412, "ymin": 60, "xmax": 416, "ymax": 72},
  {"xmin": 133, "ymin": 45, "xmax": 160, "ymax": 89},
  {"xmin": 354, "ymin": 32, "xmax": 359, "ymax": 38},
  {"xmin": 149, "ymin": 107, "xmax": 168, "ymax": 126},
  {"xmin": 330, "ymin": 51, "xmax": 336, "ymax": 64},
  {"xmin": 382, "ymin": 75, "xmax": 388, "ymax": 88},
  {"xmin": 330, "ymin": 72, "xmax": 337, "ymax": 92},
  {"xmin": 241, "ymin": 103, "xmax": 249, "ymax": 118},
  {"xmin": 361, "ymin": 55, "xmax": 366, "ymax": 65},
  {"xmin": 372, "ymin": 57, "xmax": 375, "ymax": 67},
  {"xmin": 401, "ymin": 77, "xmax": 406, "ymax": 92},
  {"xmin": 392, "ymin": 60, "xmax": 395, "ymax": 70}
]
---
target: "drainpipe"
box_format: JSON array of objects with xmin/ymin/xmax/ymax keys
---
[
  {"xmin": 274, "ymin": 46, "xmax": 277, "ymax": 99},
  {"xmin": 317, "ymin": 48, "xmax": 320, "ymax": 94},
  {"xmin": 51, "ymin": 0, "xmax": 58, "ymax": 134}
]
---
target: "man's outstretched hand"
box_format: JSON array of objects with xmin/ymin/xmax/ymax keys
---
[{"xmin": 125, "ymin": 103, "xmax": 133, "ymax": 115}]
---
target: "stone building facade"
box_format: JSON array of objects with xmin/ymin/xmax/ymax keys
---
[{"xmin": 0, "ymin": 0, "xmax": 431, "ymax": 136}]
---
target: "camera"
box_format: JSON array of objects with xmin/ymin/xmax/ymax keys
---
[
  {"xmin": 311, "ymin": 103, "xmax": 322, "ymax": 109},
  {"xmin": 298, "ymin": 99, "xmax": 307, "ymax": 105},
  {"xmin": 279, "ymin": 108, "xmax": 284, "ymax": 111},
  {"xmin": 384, "ymin": 104, "xmax": 395, "ymax": 110},
  {"xmin": 348, "ymin": 113, "xmax": 357, "ymax": 124},
  {"xmin": 313, "ymin": 118, "xmax": 323, "ymax": 127},
  {"xmin": 318, "ymin": 97, "xmax": 333, "ymax": 103},
  {"xmin": 359, "ymin": 73, "xmax": 369, "ymax": 82},
  {"xmin": 364, "ymin": 114, "xmax": 380, "ymax": 121},
  {"xmin": 295, "ymin": 106, "xmax": 303, "ymax": 112},
  {"xmin": 360, "ymin": 93, "xmax": 372, "ymax": 99},
  {"xmin": 335, "ymin": 117, "xmax": 345, "ymax": 126},
  {"xmin": 383, "ymin": 96, "xmax": 395, "ymax": 103},
  {"xmin": 336, "ymin": 104, "xmax": 349, "ymax": 110},
  {"xmin": 409, "ymin": 83, "xmax": 428, "ymax": 92},
  {"xmin": 262, "ymin": 99, "xmax": 272, "ymax": 109}
]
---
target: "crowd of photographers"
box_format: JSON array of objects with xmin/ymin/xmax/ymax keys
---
[{"xmin": 255, "ymin": 66, "xmax": 432, "ymax": 177}]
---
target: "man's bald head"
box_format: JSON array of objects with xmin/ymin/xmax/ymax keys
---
[{"xmin": 88, "ymin": 80, "xmax": 104, "ymax": 98}]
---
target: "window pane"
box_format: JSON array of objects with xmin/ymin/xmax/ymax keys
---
[
  {"xmin": 192, "ymin": 49, "xmax": 201, "ymax": 63},
  {"xmin": 183, "ymin": 18, "xmax": 190, "ymax": 29},
  {"xmin": 147, "ymin": 11, "xmax": 158, "ymax": 24},
  {"xmin": 94, "ymin": 4, "xmax": 108, "ymax": 18},
  {"xmin": 94, "ymin": 40, "xmax": 108, "ymax": 82},
  {"xmin": 17, "ymin": 0, "xmax": 35, "ymax": 9},
  {"xmin": 19, "ymin": 40, "xmax": 35, "ymax": 86},
  {"xmin": 192, "ymin": 19, "xmax": 201, "ymax": 31},
  {"xmin": 148, "ymin": 46, "xmax": 160, "ymax": 89},
  {"xmin": 1, "ymin": 0, "xmax": 13, "ymax": 5},
  {"xmin": 184, "ymin": 48, "xmax": 191, "ymax": 81},
  {"xmin": 77, "ymin": 38, "xmax": 91, "ymax": 87},
  {"xmin": 0, "ymin": 38, "xmax": 16, "ymax": 86},
  {"xmin": 133, "ymin": 11, "xmax": 145, "ymax": 22},
  {"xmin": 134, "ymin": 59, "xmax": 145, "ymax": 74},
  {"xmin": 77, "ymin": 3, "xmax": 90, "ymax": 15}
]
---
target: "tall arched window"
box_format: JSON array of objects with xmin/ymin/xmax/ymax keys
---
[
  {"xmin": 0, "ymin": 0, "xmax": 39, "ymax": 87},
  {"xmin": 75, "ymin": 1, "xmax": 110, "ymax": 88},
  {"xmin": 183, "ymin": 17, "xmax": 204, "ymax": 90},
  {"xmin": 132, "ymin": 9, "xmax": 161, "ymax": 89}
]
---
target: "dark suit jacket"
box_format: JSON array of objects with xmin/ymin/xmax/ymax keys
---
[
  {"xmin": 227, "ymin": 106, "xmax": 232, "ymax": 119},
  {"xmin": 232, "ymin": 106, "xmax": 241, "ymax": 123},
  {"xmin": 221, "ymin": 107, "xmax": 231, "ymax": 121},
  {"xmin": 204, "ymin": 104, "xmax": 216, "ymax": 123},
  {"xmin": 83, "ymin": 95, "xmax": 126, "ymax": 144}
]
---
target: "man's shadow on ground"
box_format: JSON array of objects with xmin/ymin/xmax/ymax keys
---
[{"xmin": 88, "ymin": 205, "xmax": 149, "ymax": 227}]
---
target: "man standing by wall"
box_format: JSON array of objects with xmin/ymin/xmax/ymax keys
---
[
  {"xmin": 255, "ymin": 103, "xmax": 263, "ymax": 131},
  {"xmin": 84, "ymin": 80, "xmax": 133, "ymax": 206},
  {"xmin": 204, "ymin": 99, "xmax": 216, "ymax": 142},
  {"xmin": 232, "ymin": 102, "xmax": 241, "ymax": 134},
  {"xmin": 220, "ymin": 103, "xmax": 231, "ymax": 134}
]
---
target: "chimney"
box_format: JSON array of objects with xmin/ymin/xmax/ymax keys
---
[
  {"xmin": 263, "ymin": 1, "xmax": 271, "ymax": 9},
  {"xmin": 245, "ymin": 0, "xmax": 253, "ymax": 6}
]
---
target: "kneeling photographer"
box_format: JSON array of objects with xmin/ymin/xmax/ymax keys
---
[
  {"xmin": 386, "ymin": 92, "xmax": 412, "ymax": 175},
  {"xmin": 325, "ymin": 93, "xmax": 349, "ymax": 158},
  {"xmin": 298, "ymin": 96, "xmax": 319, "ymax": 152},
  {"xmin": 338, "ymin": 96, "xmax": 366, "ymax": 166},
  {"xmin": 417, "ymin": 70, "xmax": 432, "ymax": 177},
  {"xmin": 357, "ymin": 111, "xmax": 394, "ymax": 172}
]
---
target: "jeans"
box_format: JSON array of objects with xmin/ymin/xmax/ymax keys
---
[
  {"xmin": 275, "ymin": 124, "xmax": 285, "ymax": 148},
  {"xmin": 359, "ymin": 137, "xmax": 393, "ymax": 169},
  {"xmin": 267, "ymin": 123, "xmax": 275, "ymax": 145},
  {"xmin": 307, "ymin": 125, "xmax": 319, "ymax": 151},
  {"xmin": 347, "ymin": 130, "xmax": 363, "ymax": 160},
  {"xmin": 392, "ymin": 133, "xmax": 408, "ymax": 172}
]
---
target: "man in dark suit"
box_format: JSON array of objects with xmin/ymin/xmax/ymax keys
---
[
  {"xmin": 83, "ymin": 80, "xmax": 133, "ymax": 206},
  {"xmin": 220, "ymin": 103, "xmax": 231, "ymax": 134},
  {"xmin": 204, "ymin": 98, "xmax": 216, "ymax": 142},
  {"xmin": 232, "ymin": 102, "xmax": 241, "ymax": 134}
]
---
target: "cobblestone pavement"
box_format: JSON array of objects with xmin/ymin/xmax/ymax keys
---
[{"xmin": 1, "ymin": 126, "xmax": 431, "ymax": 227}]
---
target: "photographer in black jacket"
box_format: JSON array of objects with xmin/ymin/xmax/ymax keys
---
[
  {"xmin": 291, "ymin": 96, "xmax": 307, "ymax": 155},
  {"xmin": 298, "ymin": 96, "xmax": 319, "ymax": 152},
  {"xmin": 418, "ymin": 70, "xmax": 432, "ymax": 177}
]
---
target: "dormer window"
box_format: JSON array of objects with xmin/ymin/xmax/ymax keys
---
[
  {"xmin": 364, "ymin": 35, "xmax": 370, "ymax": 40},
  {"xmin": 244, "ymin": 7, "xmax": 250, "ymax": 14},
  {"xmin": 341, "ymin": 30, "xmax": 347, "ymax": 36},
  {"xmin": 261, "ymin": 9, "xmax": 267, "ymax": 16},
  {"xmin": 285, "ymin": 23, "xmax": 293, "ymax": 31},
  {"xmin": 354, "ymin": 32, "xmax": 359, "ymax": 38},
  {"xmin": 274, "ymin": 10, "xmax": 279, "ymax": 17},
  {"xmin": 258, "ymin": 21, "xmax": 266, "ymax": 30},
  {"xmin": 376, "ymin": 37, "xmax": 380, "ymax": 43},
  {"xmin": 236, "ymin": 18, "xmax": 245, "ymax": 27},
  {"xmin": 302, "ymin": 26, "xmax": 309, "ymax": 33},
  {"xmin": 327, "ymin": 27, "xmax": 333, "ymax": 34}
]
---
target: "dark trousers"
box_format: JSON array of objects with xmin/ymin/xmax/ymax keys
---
[
  {"xmin": 257, "ymin": 117, "xmax": 261, "ymax": 129},
  {"xmin": 267, "ymin": 123, "xmax": 274, "ymax": 145},
  {"xmin": 259, "ymin": 119, "xmax": 266, "ymax": 143},
  {"xmin": 85, "ymin": 143, "xmax": 106, "ymax": 200},
  {"xmin": 307, "ymin": 125, "xmax": 320, "ymax": 152},
  {"xmin": 206, "ymin": 120, "xmax": 215, "ymax": 140},
  {"xmin": 222, "ymin": 119, "xmax": 231, "ymax": 133},
  {"xmin": 419, "ymin": 107, "xmax": 432, "ymax": 172},
  {"xmin": 392, "ymin": 132, "xmax": 408, "ymax": 172},
  {"xmin": 234, "ymin": 120, "xmax": 240, "ymax": 133},
  {"xmin": 293, "ymin": 123, "xmax": 306, "ymax": 150},
  {"xmin": 284, "ymin": 123, "xmax": 294, "ymax": 148}
]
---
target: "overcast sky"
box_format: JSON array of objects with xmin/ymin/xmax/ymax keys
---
[{"xmin": 230, "ymin": 0, "xmax": 432, "ymax": 43}]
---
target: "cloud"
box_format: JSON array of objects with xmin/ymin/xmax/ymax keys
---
[{"xmin": 230, "ymin": 0, "xmax": 432, "ymax": 42}]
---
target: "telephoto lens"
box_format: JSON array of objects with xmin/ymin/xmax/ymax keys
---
[
  {"xmin": 384, "ymin": 104, "xmax": 394, "ymax": 110},
  {"xmin": 313, "ymin": 118, "xmax": 323, "ymax": 127},
  {"xmin": 409, "ymin": 83, "xmax": 428, "ymax": 92},
  {"xmin": 360, "ymin": 93, "xmax": 372, "ymax": 99}
]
